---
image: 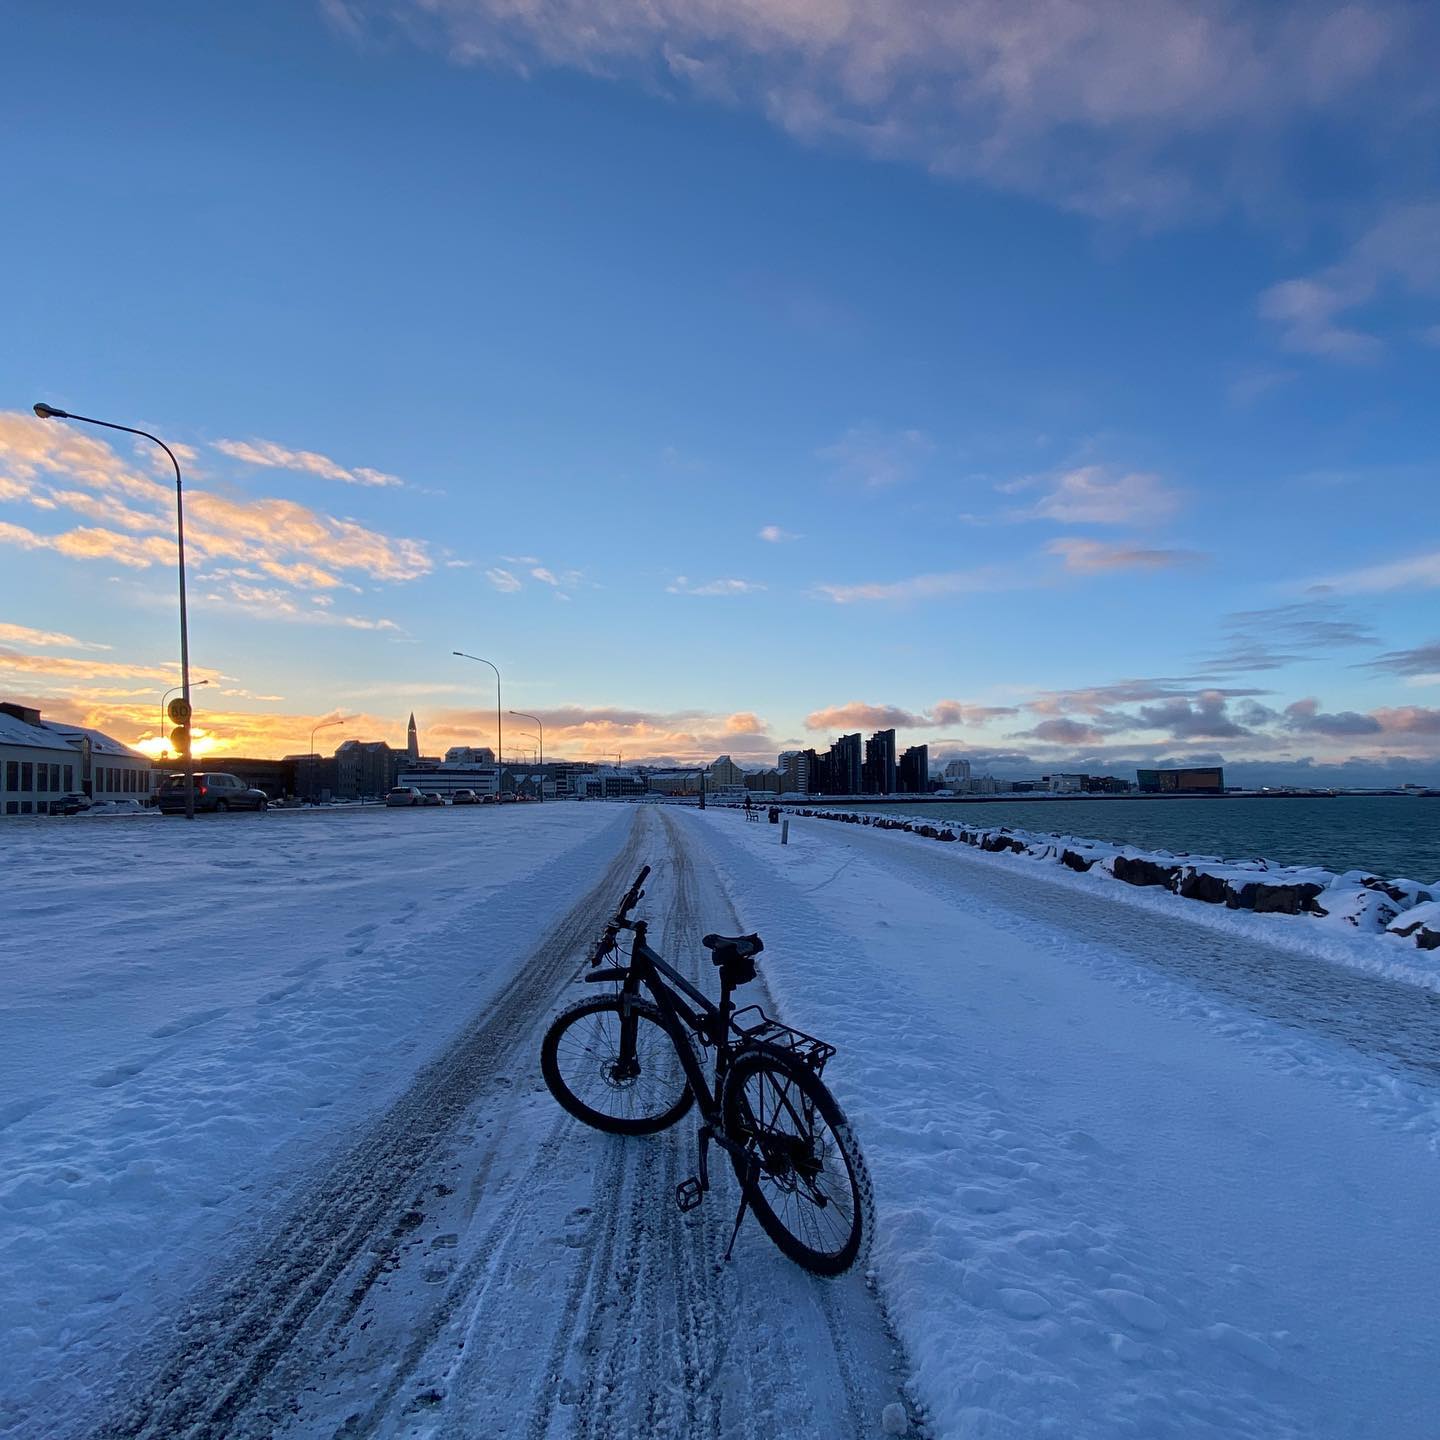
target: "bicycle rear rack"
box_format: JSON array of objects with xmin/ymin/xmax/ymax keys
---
[{"xmin": 730, "ymin": 1006, "xmax": 836, "ymax": 1075}]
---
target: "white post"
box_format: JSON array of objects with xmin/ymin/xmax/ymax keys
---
[{"xmin": 781, "ymin": 819, "xmax": 789, "ymax": 845}]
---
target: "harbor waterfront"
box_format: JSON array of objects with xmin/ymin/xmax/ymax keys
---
[{"xmin": 838, "ymin": 795, "xmax": 1440, "ymax": 882}]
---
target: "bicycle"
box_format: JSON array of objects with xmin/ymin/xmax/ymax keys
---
[{"xmin": 540, "ymin": 865, "xmax": 873, "ymax": 1276}]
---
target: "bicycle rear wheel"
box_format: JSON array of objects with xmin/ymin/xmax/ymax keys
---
[
  {"xmin": 722, "ymin": 1045, "xmax": 873, "ymax": 1276},
  {"xmin": 541, "ymin": 994, "xmax": 694, "ymax": 1135}
]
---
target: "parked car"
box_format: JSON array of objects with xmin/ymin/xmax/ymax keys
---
[
  {"xmin": 53, "ymin": 792, "xmax": 92, "ymax": 816},
  {"xmin": 480, "ymin": 793, "xmax": 498, "ymax": 804},
  {"xmin": 422, "ymin": 791, "xmax": 446, "ymax": 806},
  {"xmin": 451, "ymin": 789, "xmax": 479, "ymax": 805},
  {"xmin": 498, "ymin": 791, "xmax": 517, "ymax": 803},
  {"xmin": 156, "ymin": 772, "xmax": 269, "ymax": 814},
  {"xmin": 385, "ymin": 786, "xmax": 425, "ymax": 808}
]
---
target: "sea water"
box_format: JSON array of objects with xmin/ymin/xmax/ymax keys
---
[{"xmin": 845, "ymin": 795, "xmax": 1439, "ymax": 882}]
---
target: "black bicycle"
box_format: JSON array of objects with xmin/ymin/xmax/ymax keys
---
[{"xmin": 540, "ymin": 866, "xmax": 873, "ymax": 1276}]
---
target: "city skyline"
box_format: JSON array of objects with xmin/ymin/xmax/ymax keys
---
[{"xmin": 2, "ymin": 1, "xmax": 1438, "ymax": 787}]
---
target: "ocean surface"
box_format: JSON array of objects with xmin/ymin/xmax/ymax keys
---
[{"xmin": 842, "ymin": 795, "xmax": 1440, "ymax": 882}]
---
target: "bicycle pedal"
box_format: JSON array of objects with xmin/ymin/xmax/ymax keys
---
[{"xmin": 675, "ymin": 1178, "xmax": 704, "ymax": 1212}]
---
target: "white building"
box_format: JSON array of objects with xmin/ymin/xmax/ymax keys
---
[
  {"xmin": 1, "ymin": 702, "xmax": 154, "ymax": 817},
  {"xmin": 943, "ymin": 758, "xmax": 972, "ymax": 782}
]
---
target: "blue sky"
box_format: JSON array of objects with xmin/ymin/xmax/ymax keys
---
[{"xmin": 1, "ymin": 0, "xmax": 1438, "ymax": 781}]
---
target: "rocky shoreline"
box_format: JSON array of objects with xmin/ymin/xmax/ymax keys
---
[{"xmin": 772, "ymin": 805, "xmax": 1440, "ymax": 953}]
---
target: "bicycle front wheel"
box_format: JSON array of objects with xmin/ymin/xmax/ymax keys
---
[
  {"xmin": 541, "ymin": 994, "xmax": 694, "ymax": 1135},
  {"xmin": 722, "ymin": 1046, "xmax": 873, "ymax": 1276}
]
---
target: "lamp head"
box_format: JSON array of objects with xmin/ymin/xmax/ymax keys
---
[{"xmin": 33, "ymin": 402, "xmax": 69, "ymax": 420}]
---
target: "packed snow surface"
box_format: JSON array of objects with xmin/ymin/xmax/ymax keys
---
[{"xmin": 4, "ymin": 801, "xmax": 1439, "ymax": 1439}]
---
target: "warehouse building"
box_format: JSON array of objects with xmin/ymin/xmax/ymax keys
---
[{"xmin": 1, "ymin": 702, "xmax": 154, "ymax": 816}]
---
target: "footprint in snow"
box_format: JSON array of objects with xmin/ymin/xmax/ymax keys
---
[
  {"xmin": 998, "ymin": 1288, "xmax": 1051, "ymax": 1320},
  {"xmin": 1099, "ymin": 1288, "xmax": 1167, "ymax": 1333},
  {"xmin": 960, "ymin": 1187, "xmax": 1010, "ymax": 1214}
]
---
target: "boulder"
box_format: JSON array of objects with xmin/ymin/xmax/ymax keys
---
[
  {"xmin": 1175, "ymin": 869, "xmax": 1230, "ymax": 905},
  {"xmin": 1112, "ymin": 855, "xmax": 1180, "ymax": 889},
  {"xmin": 1230, "ymin": 881, "xmax": 1327, "ymax": 915},
  {"xmin": 1060, "ymin": 849, "xmax": 1097, "ymax": 872}
]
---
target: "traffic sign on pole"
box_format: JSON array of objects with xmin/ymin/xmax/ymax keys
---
[
  {"xmin": 167, "ymin": 697, "xmax": 192, "ymax": 725},
  {"xmin": 170, "ymin": 725, "xmax": 190, "ymax": 751}
]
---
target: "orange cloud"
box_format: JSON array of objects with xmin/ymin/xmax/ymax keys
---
[{"xmin": 0, "ymin": 411, "xmax": 432, "ymax": 622}]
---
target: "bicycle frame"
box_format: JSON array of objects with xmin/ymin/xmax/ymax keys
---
[{"xmin": 586, "ymin": 917, "xmax": 737, "ymax": 1127}]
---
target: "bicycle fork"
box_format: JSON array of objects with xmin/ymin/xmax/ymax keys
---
[{"xmin": 675, "ymin": 1124, "xmax": 759, "ymax": 1264}]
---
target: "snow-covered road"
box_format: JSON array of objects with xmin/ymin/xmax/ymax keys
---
[
  {"xmin": 6, "ymin": 802, "xmax": 1438, "ymax": 1439},
  {"xmin": 3, "ymin": 806, "xmax": 910, "ymax": 1440}
]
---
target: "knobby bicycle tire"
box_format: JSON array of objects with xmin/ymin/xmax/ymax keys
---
[
  {"xmin": 541, "ymin": 994, "xmax": 695, "ymax": 1135},
  {"xmin": 722, "ymin": 1044, "xmax": 874, "ymax": 1276}
]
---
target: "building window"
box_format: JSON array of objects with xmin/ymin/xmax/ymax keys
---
[
  {"xmin": 21, "ymin": 762, "xmax": 33, "ymax": 791},
  {"xmin": 64, "ymin": 764, "xmax": 73, "ymax": 791},
  {"xmin": 5, "ymin": 800, "xmax": 16, "ymax": 815},
  {"xmin": 50, "ymin": 764, "xmax": 61, "ymax": 790},
  {"xmin": 4, "ymin": 761, "xmax": 15, "ymax": 793},
  {"xmin": 20, "ymin": 800, "xmax": 33, "ymax": 814}
]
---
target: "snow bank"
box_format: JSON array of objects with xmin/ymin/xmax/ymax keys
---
[{"xmin": 769, "ymin": 805, "xmax": 1440, "ymax": 971}]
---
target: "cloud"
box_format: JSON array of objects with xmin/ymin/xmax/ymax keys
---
[
  {"xmin": 1308, "ymin": 549, "xmax": 1440, "ymax": 594},
  {"xmin": 816, "ymin": 566, "xmax": 1010, "ymax": 604},
  {"xmin": 1047, "ymin": 538, "xmax": 1200, "ymax": 572},
  {"xmin": 803, "ymin": 699, "xmax": 1015, "ymax": 732},
  {"xmin": 0, "ymin": 622, "xmax": 109, "ymax": 650},
  {"xmin": 818, "ymin": 427, "xmax": 932, "ymax": 488},
  {"xmin": 1136, "ymin": 690, "xmax": 1253, "ymax": 738},
  {"xmin": 327, "ymin": 0, "xmax": 1424, "ymax": 224},
  {"xmin": 213, "ymin": 437, "xmax": 404, "ymax": 487},
  {"xmin": 1204, "ymin": 600, "xmax": 1380, "ymax": 671},
  {"xmin": 484, "ymin": 567, "xmax": 522, "ymax": 592},
  {"xmin": 758, "ymin": 524, "xmax": 801, "ymax": 543},
  {"xmin": 1363, "ymin": 639, "xmax": 1440, "ymax": 684},
  {"xmin": 1017, "ymin": 717, "xmax": 1117, "ymax": 747},
  {"xmin": 1259, "ymin": 202, "xmax": 1440, "ymax": 360},
  {"xmin": 1282, "ymin": 697, "xmax": 1381, "ymax": 736},
  {"xmin": 1371, "ymin": 705, "xmax": 1440, "ymax": 736},
  {"xmin": 428, "ymin": 702, "xmax": 782, "ymax": 765},
  {"xmin": 0, "ymin": 413, "xmax": 433, "ymax": 622},
  {"xmin": 1013, "ymin": 465, "xmax": 1182, "ymax": 526},
  {"xmin": 0, "ymin": 647, "xmax": 191, "ymax": 684},
  {"xmin": 667, "ymin": 576, "xmax": 767, "ymax": 596}
]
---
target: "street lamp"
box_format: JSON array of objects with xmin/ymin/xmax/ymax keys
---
[
  {"xmin": 509, "ymin": 710, "xmax": 544, "ymax": 802},
  {"xmin": 308, "ymin": 715, "xmax": 348, "ymax": 800},
  {"xmin": 35, "ymin": 402, "xmax": 197, "ymax": 818},
  {"xmin": 160, "ymin": 679, "xmax": 209, "ymax": 758},
  {"xmin": 453, "ymin": 652, "xmax": 502, "ymax": 775}
]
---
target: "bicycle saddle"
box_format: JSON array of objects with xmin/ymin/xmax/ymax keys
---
[{"xmin": 702, "ymin": 932, "xmax": 763, "ymax": 961}]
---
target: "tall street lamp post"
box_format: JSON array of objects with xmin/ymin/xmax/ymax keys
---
[
  {"xmin": 453, "ymin": 652, "xmax": 502, "ymax": 777},
  {"xmin": 35, "ymin": 402, "xmax": 197, "ymax": 817},
  {"xmin": 509, "ymin": 710, "xmax": 544, "ymax": 802}
]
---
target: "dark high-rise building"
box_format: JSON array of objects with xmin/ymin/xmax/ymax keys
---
[
  {"xmin": 898, "ymin": 744, "xmax": 929, "ymax": 794},
  {"xmin": 779, "ymin": 747, "xmax": 818, "ymax": 795},
  {"xmin": 863, "ymin": 728, "xmax": 897, "ymax": 795},
  {"xmin": 827, "ymin": 733, "xmax": 862, "ymax": 795}
]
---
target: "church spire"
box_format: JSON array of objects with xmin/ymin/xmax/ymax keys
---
[{"xmin": 407, "ymin": 712, "xmax": 419, "ymax": 760}]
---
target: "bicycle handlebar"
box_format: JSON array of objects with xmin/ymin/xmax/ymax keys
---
[{"xmin": 587, "ymin": 865, "xmax": 651, "ymax": 966}]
